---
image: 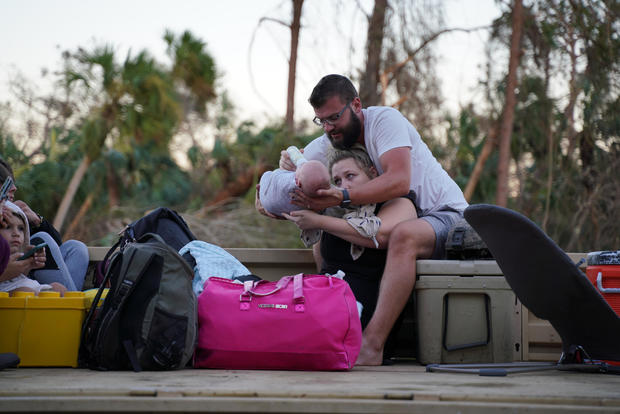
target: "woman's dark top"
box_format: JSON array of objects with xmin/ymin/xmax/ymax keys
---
[
  {"xmin": 319, "ymin": 191, "xmax": 416, "ymax": 329},
  {"xmin": 29, "ymin": 218, "xmax": 61, "ymax": 270}
]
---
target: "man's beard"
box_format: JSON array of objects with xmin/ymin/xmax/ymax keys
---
[{"xmin": 328, "ymin": 110, "xmax": 362, "ymax": 150}]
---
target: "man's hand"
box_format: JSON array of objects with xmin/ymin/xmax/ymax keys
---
[
  {"xmin": 290, "ymin": 186, "xmax": 342, "ymax": 211},
  {"xmin": 13, "ymin": 200, "xmax": 41, "ymax": 227},
  {"xmin": 255, "ymin": 184, "xmax": 285, "ymax": 220},
  {"xmin": 282, "ymin": 210, "xmax": 322, "ymax": 230}
]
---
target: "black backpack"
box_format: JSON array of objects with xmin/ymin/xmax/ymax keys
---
[
  {"xmin": 95, "ymin": 207, "xmax": 196, "ymax": 286},
  {"xmin": 80, "ymin": 233, "xmax": 196, "ymax": 371},
  {"xmin": 121, "ymin": 207, "xmax": 197, "ymax": 251},
  {"xmin": 445, "ymin": 218, "xmax": 493, "ymax": 260}
]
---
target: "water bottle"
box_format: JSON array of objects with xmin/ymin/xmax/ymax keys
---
[{"xmin": 286, "ymin": 146, "xmax": 307, "ymax": 167}]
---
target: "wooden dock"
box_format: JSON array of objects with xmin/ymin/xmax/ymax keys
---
[
  {"xmin": 3, "ymin": 249, "xmax": 614, "ymax": 413},
  {"xmin": 1, "ymin": 363, "xmax": 619, "ymax": 413}
]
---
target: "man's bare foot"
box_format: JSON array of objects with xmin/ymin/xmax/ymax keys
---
[{"xmin": 355, "ymin": 336, "xmax": 383, "ymax": 366}]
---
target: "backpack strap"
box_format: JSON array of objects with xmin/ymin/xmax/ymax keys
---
[
  {"xmin": 122, "ymin": 340, "xmax": 142, "ymax": 373},
  {"xmin": 81, "ymin": 245, "xmax": 158, "ymax": 371},
  {"xmin": 94, "ymin": 239, "xmax": 121, "ymax": 287},
  {"xmin": 113, "ymin": 247, "xmax": 159, "ymax": 372},
  {"xmin": 80, "ymin": 250, "xmax": 122, "ymax": 366}
]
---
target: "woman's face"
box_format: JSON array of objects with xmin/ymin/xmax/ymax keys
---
[
  {"xmin": 331, "ymin": 158, "xmax": 376, "ymax": 190},
  {"xmin": 0, "ymin": 213, "xmax": 25, "ymax": 254}
]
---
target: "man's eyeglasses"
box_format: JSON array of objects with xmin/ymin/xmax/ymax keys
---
[{"xmin": 312, "ymin": 103, "xmax": 350, "ymax": 126}]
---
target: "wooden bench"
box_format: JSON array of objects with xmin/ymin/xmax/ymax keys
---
[
  {"xmin": 88, "ymin": 246, "xmax": 586, "ymax": 362},
  {"xmin": 87, "ymin": 247, "xmax": 586, "ymax": 278}
]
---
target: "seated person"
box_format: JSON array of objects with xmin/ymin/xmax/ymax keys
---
[
  {"xmin": 0, "ymin": 201, "xmax": 66, "ymax": 296},
  {"xmin": 0, "ymin": 158, "xmax": 88, "ymax": 291},
  {"xmin": 283, "ymin": 147, "xmax": 417, "ymax": 329}
]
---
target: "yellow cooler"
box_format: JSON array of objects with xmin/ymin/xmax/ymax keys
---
[{"xmin": 0, "ymin": 291, "xmax": 86, "ymax": 367}]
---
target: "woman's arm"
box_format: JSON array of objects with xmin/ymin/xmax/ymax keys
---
[
  {"xmin": 285, "ymin": 210, "xmax": 377, "ymax": 248},
  {"xmin": 284, "ymin": 197, "xmax": 416, "ymax": 249}
]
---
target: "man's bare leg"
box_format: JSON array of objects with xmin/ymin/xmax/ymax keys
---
[
  {"xmin": 356, "ymin": 218, "xmax": 435, "ymax": 365},
  {"xmin": 312, "ymin": 242, "xmax": 322, "ymax": 272}
]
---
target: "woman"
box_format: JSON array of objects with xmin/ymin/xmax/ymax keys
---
[
  {"xmin": 284, "ymin": 146, "xmax": 417, "ymax": 329},
  {"xmin": 0, "ymin": 157, "xmax": 88, "ymax": 291}
]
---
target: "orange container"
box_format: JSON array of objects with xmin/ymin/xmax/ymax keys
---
[
  {"xmin": 586, "ymin": 251, "xmax": 620, "ymax": 366},
  {"xmin": 586, "ymin": 251, "xmax": 620, "ymax": 314},
  {"xmin": 586, "ymin": 265, "xmax": 620, "ymax": 314}
]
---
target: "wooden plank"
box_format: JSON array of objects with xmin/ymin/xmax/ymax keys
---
[
  {"xmin": 3, "ymin": 395, "xmax": 618, "ymax": 413},
  {"xmin": 522, "ymin": 307, "xmax": 562, "ymax": 362},
  {"xmin": 87, "ymin": 246, "xmax": 110, "ymax": 261},
  {"xmin": 1, "ymin": 366, "xmax": 619, "ymax": 413},
  {"xmin": 527, "ymin": 324, "xmax": 562, "ymax": 344}
]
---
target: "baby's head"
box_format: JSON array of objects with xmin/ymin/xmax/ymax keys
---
[
  {"xmin": 0, "ymin": 202, "xmax": 29, "ymax": 254},
  {"xmin": 295, "ymin": 160, "xmax": 331, "ymax": 196}
]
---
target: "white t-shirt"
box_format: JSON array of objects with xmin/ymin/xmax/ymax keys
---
[{"xmin": 303, "ymin": 106, "xmax": 468, "ymax": 216}]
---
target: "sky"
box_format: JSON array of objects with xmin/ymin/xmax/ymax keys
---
[{"xmin": 0, "ymin": 0, "xmax": 501, "ymax": 131}]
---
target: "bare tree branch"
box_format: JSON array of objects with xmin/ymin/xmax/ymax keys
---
[
  {"xmin": 380, "ymin": 25, "xmax": 489, "ymax": 106},
  {"xmin": 259, "ymin": 16, "xmax": 290, "ymax": 28},
  {"xmin": 247, "ymin": 18, "xmax": 279, "ymax": 113}
]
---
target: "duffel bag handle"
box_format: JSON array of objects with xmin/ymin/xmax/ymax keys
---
[
  {"xmin": 292, "ymin": 274, "xmax": 305, "ymax": 312},
  {"xmin": 239, "ymin": 274, "xmax": 305, "ymax": 312},
  {"xmin": 597, "ymin": 271, "xmax": 620, "ymax": 293}
]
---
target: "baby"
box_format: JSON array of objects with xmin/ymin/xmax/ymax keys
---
[
  {"xmin": 0, "ymin": 201, "xmax": 66, "ymax": 296},
  {"xmin": 259, "ymin": 159, "xmax": 331, "ymax": 217}
]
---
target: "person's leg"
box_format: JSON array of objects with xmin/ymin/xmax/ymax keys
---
[
  {"xmin": 343, "ymin": 276, "xmax": 380, "ymax": 330},
  {"xmin": 355, "ymin": 217, "xmax": 435, "ymax": 365},
  {"xmin": 312, "ymin": 242, "xmax": 322, "ymax": 272},
  {"xmin": 58, "ymin": 240, "xmax": 89, "ymax": 290},
  {"xmin": 29, "ymin": 232, "xmax": 77, "ymax": 291}
]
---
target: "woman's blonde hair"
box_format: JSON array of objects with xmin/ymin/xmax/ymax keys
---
[{"xmin": 327, "ymin": 144, "xmax": 375, "ymax": 179}]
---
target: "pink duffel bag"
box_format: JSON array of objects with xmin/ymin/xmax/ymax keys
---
[{"xmin": 195, "ymin": 273, "xmax": 362, "ymax": 370}]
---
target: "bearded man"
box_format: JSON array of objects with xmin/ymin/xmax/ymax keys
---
[{"xmin": 258, "ymin": 74, "xmax": 468, "ymax": 365}]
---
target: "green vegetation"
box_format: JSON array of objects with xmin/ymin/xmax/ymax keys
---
[{"xmin": 1, "ymin": 0, "xmax": 618, "ymax": 252}]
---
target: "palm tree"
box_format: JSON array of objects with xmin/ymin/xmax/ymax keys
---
[
  {"xmin": 54, "ymin": 32, "xmax": 219, "ymax": 231},
  {"xmin": 53, "ymin": 48, "xmax": 182, "ymax": 229}
]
